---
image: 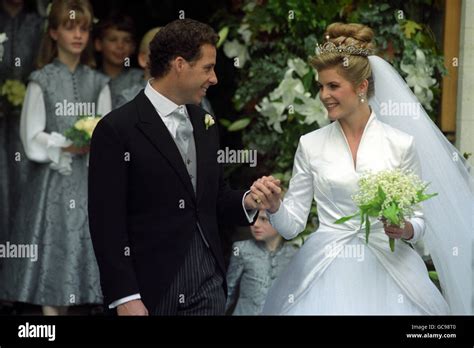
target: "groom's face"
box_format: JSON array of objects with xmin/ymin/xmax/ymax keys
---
[{"xmin": 179, "ymin": 44, "xmax": 218, "ymax": 105}]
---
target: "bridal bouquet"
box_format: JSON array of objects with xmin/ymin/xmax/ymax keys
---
[
  {"xmin": 334, "ymin": 169, "xmax": 437, "ymax": 252},
  {"xmin": 64, "ymin": 116, "xmax": 101, "ymax": 147}
]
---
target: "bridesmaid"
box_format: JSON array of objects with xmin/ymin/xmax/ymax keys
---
[{"xmin": 0, "ymin": 0, "xmax": 111, "ymax": 315}]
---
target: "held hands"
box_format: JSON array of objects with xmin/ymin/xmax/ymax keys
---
[
  {"xmin": 382, "ymin": 218, "xmax": 414, "ymax": 240},
  {"xmin": 244, "ymin": 175, "xmax": 282, "ymax": 213},
  {"xmin": 116, "ymin": 299, "xmax": 149, "ymax": 316}
]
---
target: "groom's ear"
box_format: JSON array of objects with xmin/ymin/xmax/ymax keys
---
[{"xmin": 172, "ymin": 56, "xmax": 188, "ymax": 74}]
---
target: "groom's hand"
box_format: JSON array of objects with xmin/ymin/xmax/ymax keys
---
[
  {"xmin": 116, "ymin": 299, "xmax": 149, "ymax": 316},
  {"xmin": 248, "ymin": 176, "xmax": 282, "ymax": 213}
]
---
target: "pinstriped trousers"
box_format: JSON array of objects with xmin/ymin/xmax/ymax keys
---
[{"xmin": 153, "ymin": 226, "xmax": 226, "ymax": 315}]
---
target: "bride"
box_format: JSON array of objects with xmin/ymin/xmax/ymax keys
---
[{"xmin": 250, "ymin": 23, "xmax": 473, "ymax": 315}]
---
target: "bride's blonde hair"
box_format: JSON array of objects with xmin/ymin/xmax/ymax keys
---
[{"xmin": 310, "ymin": 22, "xmax": 376, "ymax": 98}]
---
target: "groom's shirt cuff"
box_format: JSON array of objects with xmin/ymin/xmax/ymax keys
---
[
  {"xmin": 243, "ymin": 190, "xmax": 258, "ymax": 223},
  {"xmin": 109, "ymin": 293, "xmax": 141, "ymax": 309}
]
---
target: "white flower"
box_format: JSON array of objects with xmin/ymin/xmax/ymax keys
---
[
  {"xmin": 237, "ymin": 24, "xmax": 252, "ymax": 45},
  {"xmin": 269, "ymin": 74, "xmax": 305, "ymax": 106},
  {"xmin": 401, "ymin": 49, "xmax": 436, "ymax": 110},
  {"xmin": 204, "ymin": 113, "xmax": 215, "ymax": 130},
  {"xmin": 255, "ymin": 97, "xmax": 287, "ymax": 133},
  {"xmin": 352, "ymin": 169, "xmax": 426, "ymax": 219},
  {"xmin": 287, "ymin": 57, "xmax": 309, "ymax": 78},
  {"xmin": 0, "ymin": 33, "xmax": 8, "ymax": 62},
  {"xmin": 223, "ymin": 39, "xmax": 250, "ymax": 69},
  {"xmin": 294, "ymin": 92, "xmax": 329, "ymax": 126}
]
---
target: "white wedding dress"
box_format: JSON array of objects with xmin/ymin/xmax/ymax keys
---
[{"xmin": 261, "ymin": 110, "xmax": 450, "ymax": 315}]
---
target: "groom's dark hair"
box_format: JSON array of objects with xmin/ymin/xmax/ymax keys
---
[{"xmin": 149, "ymin": 18, "xmax": 219, "ymax": 78}]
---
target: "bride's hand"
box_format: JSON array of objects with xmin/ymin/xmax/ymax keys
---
[
  {"xmin": 249, "ymin": 176, "xmax": 281, "ymax": 213},
  {"xmin": 382, "ymin": 219, "xmax": 414, "ymax": 240}
]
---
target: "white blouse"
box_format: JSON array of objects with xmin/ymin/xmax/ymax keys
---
[{"xmin": 20, "ymin": 82, "xmax": 112, "ymax": 175}]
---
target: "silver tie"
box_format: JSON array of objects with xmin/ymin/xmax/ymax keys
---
[{"xmin": 173, "ymin": 108, "xmax": 197, "ymax": 193}]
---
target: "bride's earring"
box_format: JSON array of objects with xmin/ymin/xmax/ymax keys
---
[{"xmin": 358, "ymin": 93, "xmax": 366, "ymax": 103}]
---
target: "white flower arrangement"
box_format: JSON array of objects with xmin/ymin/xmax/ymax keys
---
[
  {"xmin": 401, "ymin": 49, "xmax": 436, "ymax": 111},
  {"xmin": 335, "ymin": 169, "xmax": 437, "ymax": 251},
  {"xmin": 223, "ymin": 23, "xmax": 252, "ymax": 69},
  {"xmin": 255, "ymin": 57, "xmax": 329, "ymax": 133},
  {"xmin": 64, "ymin": 116, "xmax": 101, "ymax": 147}
]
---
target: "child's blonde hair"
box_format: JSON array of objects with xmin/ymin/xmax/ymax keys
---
[{"xmin": 139, "ymin": 27, "xmax": 161, "ymax": 55}]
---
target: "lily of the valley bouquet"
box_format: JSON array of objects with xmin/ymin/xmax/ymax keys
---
[
  {"xmin": 64, "ymin": 116, "xmax": 101, "ymax": 147},
  {"xmin": 335, "ymin": 169, "xmax": 437, "ymax": 252}
]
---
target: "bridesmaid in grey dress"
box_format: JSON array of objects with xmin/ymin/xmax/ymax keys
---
[
  {"xmin": 0, "ymin": 0, "xmax": 43, "ymax": 249},
  {"xmin": 0, "ymin": 0, "xmax": 111, "ymax": 315},
  {"xmin": 225, "ymin": 209, "xmax": 297, "ymax": 315}
]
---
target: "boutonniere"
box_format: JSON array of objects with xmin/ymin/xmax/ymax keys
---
[
  {"xmin": 0, "ymin": 33, "xmax": 8, "ymax": 62},
  {"xmin": 204, "ymin": 113, "xmax": 215, "ymax": 130}
]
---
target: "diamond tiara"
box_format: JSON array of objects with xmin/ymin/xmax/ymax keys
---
[{"xmin": 315, "ymin": 41, "xmax": 374, "ymax": 57}]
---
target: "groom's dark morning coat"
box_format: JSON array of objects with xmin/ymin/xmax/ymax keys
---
[{"xmin": 88, "ymin": 91, "xmax": 255, "ymax": 310}]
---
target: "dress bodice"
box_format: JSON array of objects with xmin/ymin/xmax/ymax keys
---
[
  {"xmin": 304, "ymin": 111, "xmax": 419, "ymax": 231},
  {"xmin": 29, "ymin": 59, "xmax": 109, "ymax": 133}
]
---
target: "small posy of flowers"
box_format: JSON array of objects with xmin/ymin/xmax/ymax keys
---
[
  {"xmin": 204, "ymin": 113, "xmax": 215, "ymax": 130},
  {"xmin": 64, "ymin": 116, "xmax": 101, "ymax": 147},
  {"xmin": 334, "ymin": 169, "xmax": 437, "ymax": 252},
  {"xmin": 1, "ymin": 79, "xmax": 26, "ymax": 107}
]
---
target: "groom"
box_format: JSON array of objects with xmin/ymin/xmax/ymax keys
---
[{"xmin": 88, "ymin": 19, "xmax": 269, "ymax": 315}]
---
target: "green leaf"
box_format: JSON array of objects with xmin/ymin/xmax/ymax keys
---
[
  {"xmin": 367, "ymin": 207, "xmax": 381, "ymax": 217},
  {"xmin": 228, "ymin": 118, "xmax": 251, "ymax": 132},
  {"xmin": 383, "ymin": 203, "xmax": 400, "ymax": 226},
  {"xmin": 389, "ymin": 237, "xmax": 395, "ymax": 252},
  {"xmin": 301, "ymin": 70, "xmax": 314, "ymax": 91},
  {"xmin": 403, "ymin": 20, "xmax": 422, "ymax": 39},
  {"xmin": 417, "ymin": 191, "xmax": 438, "ymax": 203},
  {"xmin": 216, "ymin": 26, "xmax": 229, "ymax": 48},
  {"xmin": 334, "ymin": 212, "xmax": 359, "ymax": 224},
  {"xmin": 219, "ymin": 118, "xmax": 231, "ymax": 127},
  {"xmin": 377, "ymin": 185, "xmax": 386, "ymax": 203},
  {"xmin": 365, "ymin": 213, "xmax": 370, "ymax": 244},
  {"xmin": 429, "ymin": 271, "xmax": 439, "ymax": 281}
]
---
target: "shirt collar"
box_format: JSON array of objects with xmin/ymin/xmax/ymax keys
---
[{"xmin": 144, "ymin": 80, "xmax": 187, "ymax": 118}]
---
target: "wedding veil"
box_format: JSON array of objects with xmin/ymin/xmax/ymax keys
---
[{"xmin": 368, "ymin": 55, "xmax": 474, "ymax": 314}]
